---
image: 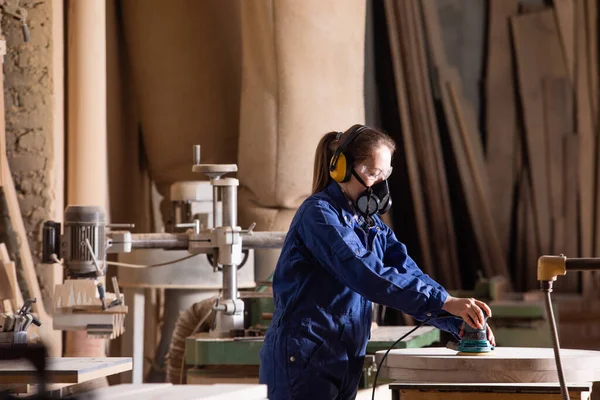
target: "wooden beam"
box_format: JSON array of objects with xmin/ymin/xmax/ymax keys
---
[{"xmin": 485, "ymin": 0, "xmax": 519, "ymax": 256}]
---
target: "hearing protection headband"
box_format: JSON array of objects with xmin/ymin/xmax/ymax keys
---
[{"xmin": 329, "ymin": 125, "xmax": 368, "ymax": 183}]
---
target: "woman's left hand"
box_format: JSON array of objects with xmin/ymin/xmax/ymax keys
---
[{"xmin": 459, "ymin": 323, "xmax": 496, "ymax": 347}]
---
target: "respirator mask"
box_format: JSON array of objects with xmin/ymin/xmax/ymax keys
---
[{"xmin": 352, "ymin": 170, "xmax": 392, "ymax": 218}]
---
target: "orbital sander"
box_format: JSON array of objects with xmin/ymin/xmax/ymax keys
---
[{"xmin": 448, "ymin": 311, "xmax": 494, "ymax": 356}]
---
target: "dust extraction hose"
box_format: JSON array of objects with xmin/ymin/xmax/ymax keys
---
[{"xmin": 166, "ymin": 296, "xmax": 217, "ymax": 384}]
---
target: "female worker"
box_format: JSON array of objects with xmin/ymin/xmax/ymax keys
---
[{"xmin": 259, "ymin": 124, "xmax": 495, "ymax": 399}]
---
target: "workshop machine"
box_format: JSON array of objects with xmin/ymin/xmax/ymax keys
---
[{"xmin": 41, "ymin": 145, "xmax": 287, "ymax": 341}]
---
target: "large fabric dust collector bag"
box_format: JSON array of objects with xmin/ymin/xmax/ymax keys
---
[
  {"xmin": 238, "ymin": 1, "xmax": 367, "ymax": 279},
  {"xmin": 119, "ymin": 0, "xmax": 242, "ymax": 220}
]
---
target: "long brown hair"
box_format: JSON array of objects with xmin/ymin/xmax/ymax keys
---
[{"xmin": 311, "ymin": 124, "xmax": 396, "ymax": 194}]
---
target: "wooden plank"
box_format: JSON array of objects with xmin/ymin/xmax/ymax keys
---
[
  {"xmin": 3, "ymin": 162, "xmax": 61, "ymax": 355},
  {"xmin": 574, "ymin": 0, "xmax": 595, "ymax": 259},
  {"xmin": 0, "ymin": 358, "xmax": 132, "ymax": 384},
  {"xmin": 585, "ymin": 0, "xmax": 598, "ymax": 126},
  {"xmin": 511, "ymin": 10, "xmax": 568, "ymax": 257},
  {"xmin": 542, "ymin": 77, "xmax": 569, "ymax": 253},
  {"xmin": 420, "ymin": 0, "xmax": 500, "ymax": 279},
  {"xmin": 519, "ymin": 3, "xmax": 551, "ymax": 13},
  {"xmin": 564, "ymin": 133, "xmax": 580, "ymax": 259},
  {"xmin": 0, "ymin": 261, "xmax": 15, "ymax": 302},
  {"xmin": 446, "ymin": 72, "xmax": 509, "ymax": 280},
  {"xmin": 554, "ymin": 0, "xmax": 576, "ymax": 81},
  {"xmin": 437, "ymin": 71, "xmax": 495, "ymax": 280},
  {"xmin": 402, "ymin": 0, "xmax": 460, "ymax": 288},
  {"xmin": 542, "ymin": 77, "xmax": 579, "ymax": 293},
  {"xmin": 514, "ymin": 168, "xmax": 527, "ymax": 291},
  {"xmin": 383, "ymin": 0, "xmax": 435, "ymax": 276},
  {"xmin": 485, "ymin": 0, "xmax": 519, "ymax": 257},
  {"xmin": 524, "ymin": 173, "xmax": 540, "ymax": 291}
]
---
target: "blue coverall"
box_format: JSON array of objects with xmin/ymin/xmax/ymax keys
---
[{"xmin": 259, "ymin": 180, "xmax": 462, "ymax": 399}]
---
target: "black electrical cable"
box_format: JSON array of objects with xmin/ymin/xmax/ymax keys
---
[{"xmin": 371, "ymin": 313, "xmax": 456, "ymax": 400}]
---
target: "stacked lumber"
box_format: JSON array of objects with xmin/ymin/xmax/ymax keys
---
[
  {"xmin": 384, "ymin": 0, "xmax": 510, "ymax": 288},
  {"xmin": 383, "ymin": 0, "xmax": 600, "ymax": 295}
]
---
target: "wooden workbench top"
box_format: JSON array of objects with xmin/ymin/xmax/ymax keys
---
[
  {"xmin": 0, "ymin": 357, "xmax": 132, "ymax": 384},
  {"xmin": 377, "ymin": 347, "xmax": 600, "ymax": 383}
]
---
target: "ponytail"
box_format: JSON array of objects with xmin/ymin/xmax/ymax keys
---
[{"xmin": 312, "ymin": 131, "xmax": 338, "ymax": 194}]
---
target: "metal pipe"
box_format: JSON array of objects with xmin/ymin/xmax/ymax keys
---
[
  {"xmin": 242, "ymin": 232, "xmax": 286, "ymax": 248},
  {"xmin": 222, "ymin": 264, "xmax": 237, "ymax": 301},
  {"xmin": 213, "ymin": 186, "xmax": 219, "ymax": 228},
  {"xmin": 128, "ymin": 233, "xmax": 190, "ymax": 249},
  {"xmin": 222, "ymin": 185, "xmax": 237, "ymax": 227},
  {"xmin": 565, "ymin": 258, "xmax": 600, "ymax": 271},
  {"xmin": 118, "ymin": 231, "xmax": 285, "ymax": 250},
  {"xmin": 107, "ymin": 223, "xmax": 135, "ymax": 229},
  {"xmin": 193, "ymin": 145, "xmax": 201, "ymax": 165}
]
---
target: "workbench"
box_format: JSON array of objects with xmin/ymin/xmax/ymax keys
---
[
  {"xmin": 184, "ymin": 326, "xmax": 439, "ymax": 385},
  {"xmin": 376, "ymin": 347, "xmax": 600, "ymax": 399},
  {"xmin": 185, "ymin": 325, "xmax": 440, "ymax": 366},
  {"xmin": 0, "ymin": 357, "xmax": 132, "ymax": 385},
  {"xmin": 90, "ymin": 383, "xmax": 267, "ymax": 399},
  {"xmin": 388, "ymin": 383, "xmax": 592, "ymax": 399}
]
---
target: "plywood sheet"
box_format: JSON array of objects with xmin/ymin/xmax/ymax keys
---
[{"xmin": 511, "ymin": 10, "xmax": 568, "ymax": 256}]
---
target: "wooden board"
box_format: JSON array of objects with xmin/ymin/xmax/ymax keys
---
[
  {"xmin": 383, "ymin": 0, "xmax": 435, "ymax": 276},
  {"xmin": 511, "ymin": 10, "xmax": 569, "ymax": 257},
  {"xmin": 542, "ymin": 77, "xmax": 579, "ymax": 293},
  {"xmin": 396, "ymin": 0, "xmax": 459, "ymax": 288},
  {"xmin": 554, "ymin": 0, "xmax": 575, "ymax": 81},
  {"xmin": 377, "ymin": 347, "xmax": 600, "ymax": 383},
  {"xmin": 446, "ymin": 72, "xmax": 509, "ymax": 279},
  {"xmin": 90, "ymin": 383, "xmax": 267, "ymax": 400},
  {"xmin": 0, "ymin": 357, "xmax": 132, "ymax": 384},
  {"xmin": 485, "ymin": 0, "xmax": 519, "ymax": 257},
  {"xmin": 574, "ymin": 0, "xmax": 595, "ymax": 259},
  {"xmin": 564, "ymin": 133, "xmax": 579, "ymax": 259},
  {"xmin": 420, "ymin": 0, "xmax": 509, "ymax": 280},
  {"xmin": 585, "ymin": 0, "xmax": 598, "ymax": 126}
]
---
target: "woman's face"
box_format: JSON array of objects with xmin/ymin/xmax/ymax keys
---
[{"xmin": 346, "ymin": 146, "xmax": 393, "ymax": 197}]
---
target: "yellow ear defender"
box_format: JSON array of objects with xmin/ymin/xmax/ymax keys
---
[{"xmin": 329, "ymin": 125, "xmax": 368, "ymax": 183}]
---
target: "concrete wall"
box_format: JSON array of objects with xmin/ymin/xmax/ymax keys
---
[{"xmin": 2, "ymin": 0, "xmax": 63, "ymax": 307}]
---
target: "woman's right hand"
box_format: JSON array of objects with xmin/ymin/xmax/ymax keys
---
[{"xmin": 442, "ymin": 296, "xmax": 492, "ymax": 330}]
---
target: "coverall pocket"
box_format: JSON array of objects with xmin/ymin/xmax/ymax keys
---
[
  {"xmin": 286, "ymin": 321, "xmax": 349, "ymax": 396},
  {"xmin": 285, "ymin": 331, "xmax": 323, "ymax": 388}
]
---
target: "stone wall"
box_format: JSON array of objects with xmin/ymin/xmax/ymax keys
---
[{"xmin": 2, "ymin": 0, "xmax": 58, "ymax": 306}]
